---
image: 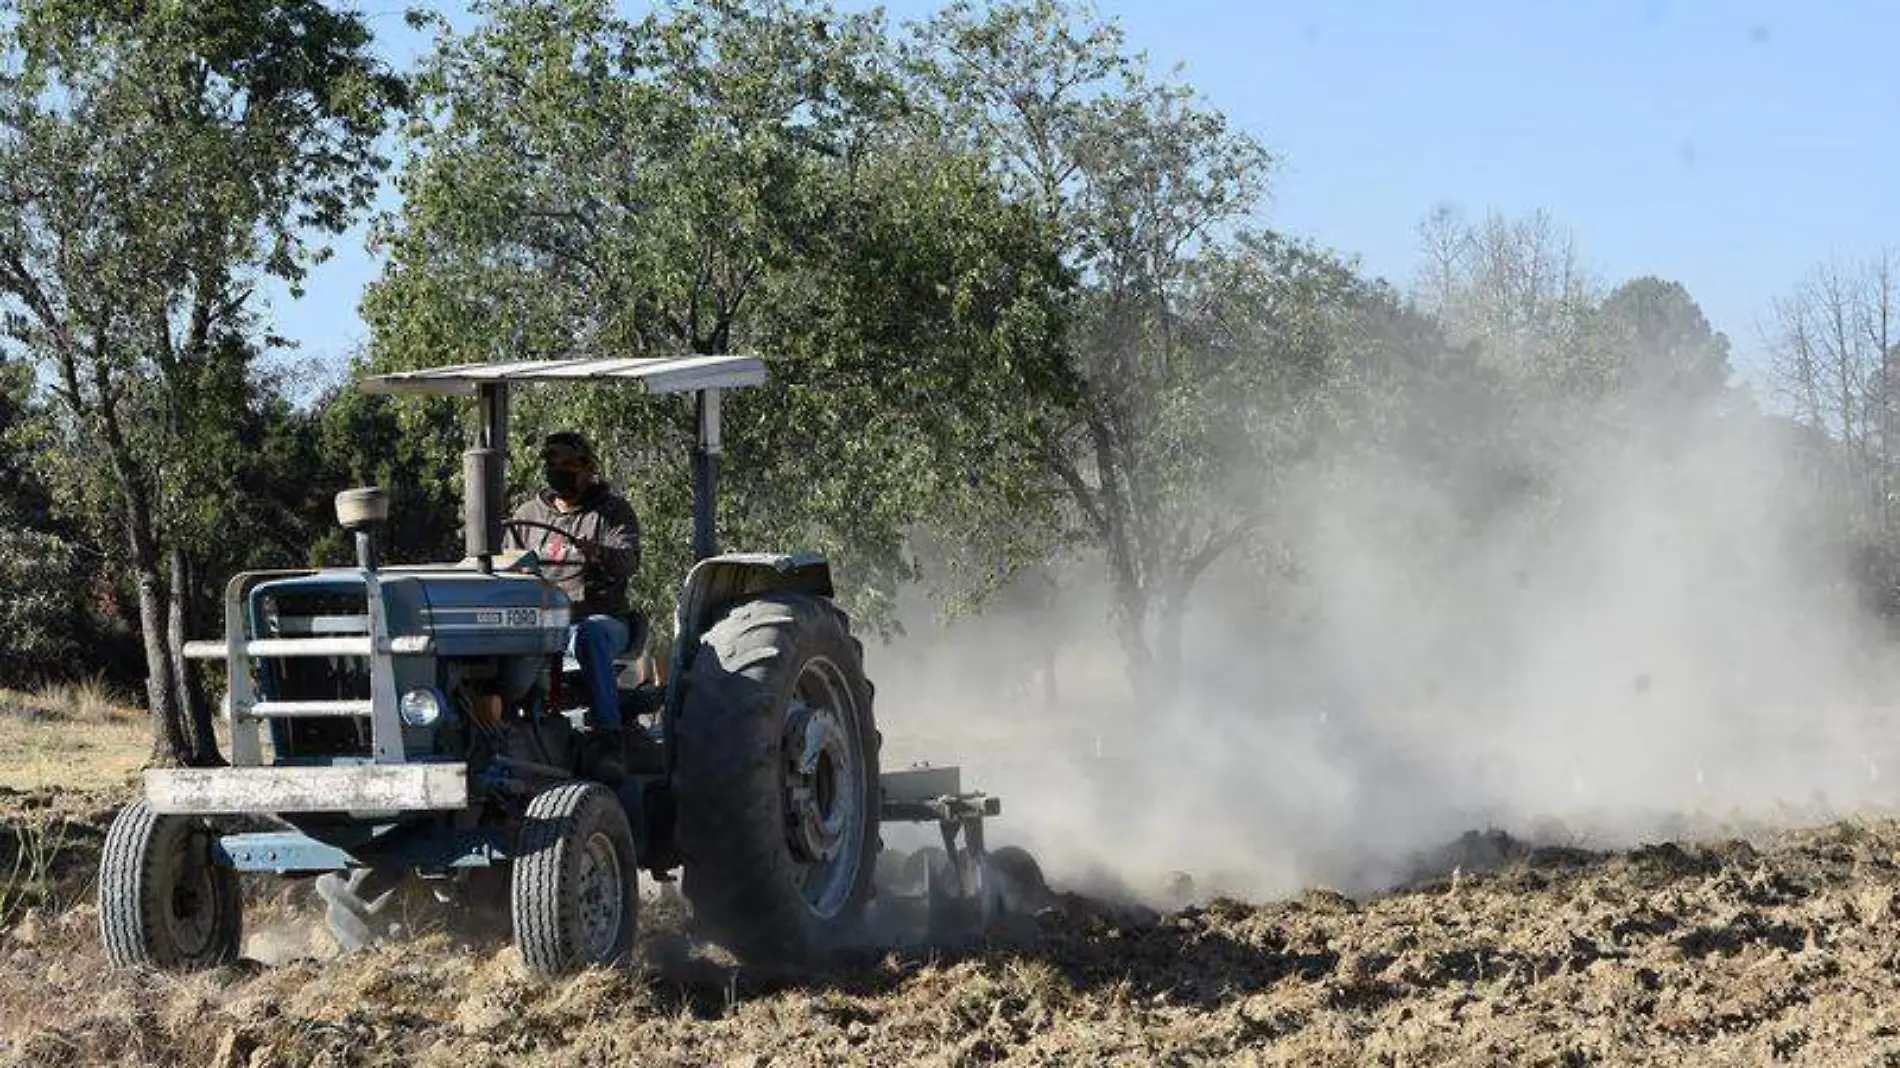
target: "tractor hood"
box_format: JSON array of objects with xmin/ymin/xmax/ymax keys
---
[{"xmin": 249, "ymin": 567, "xmax": 571, "ymax": 657}]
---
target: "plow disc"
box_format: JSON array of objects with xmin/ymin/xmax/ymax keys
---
[{"xmin": 870, "ymin": 765, "xmax": 1053, "ymax": 945}]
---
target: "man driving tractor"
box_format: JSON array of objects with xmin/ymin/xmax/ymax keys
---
[{"xmin": 505, "ymin": 430, "xmax": 642, "ymax": 779}]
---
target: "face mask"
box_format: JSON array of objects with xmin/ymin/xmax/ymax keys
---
[{"xmin": 544, "ymin": 466, "xmax": 582, "ymax": 498}]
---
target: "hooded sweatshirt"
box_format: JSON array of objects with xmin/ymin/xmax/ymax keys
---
[{"xmin": 505, "ymin": 481, "xmax": 641, "ymax": 621}]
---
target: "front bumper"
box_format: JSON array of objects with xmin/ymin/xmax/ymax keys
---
[{"xmin": 144, "ymin": 762, "xmax": 469, "ymax": 816}]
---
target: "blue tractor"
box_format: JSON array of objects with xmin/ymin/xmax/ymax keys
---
[{"xmin": 96, "ymin": 356, "xmax": 1024, "ymax": 977}]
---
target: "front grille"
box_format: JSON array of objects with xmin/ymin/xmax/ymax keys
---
[
  {"xmin": 259, "ymin": 587, "xmax": 373, "ymax": 758},
  {"xmin": 271, "ymin": 656, "xmax": 371, "ymax": 702},
  {"xmin": 264, "ymin": 590, "xmax": 369, "ymax": 636}
]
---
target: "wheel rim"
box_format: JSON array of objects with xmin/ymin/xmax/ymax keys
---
[
  {"xmin": 575, "ymin": 830, "xmax": 625, "ymax": 960},
  {"xmin": 163, "ymin": 828, "xmax": 221, "ymax": 958},
  {"xmin": 781, "ymin": 655, "xmax": 866, "ymax": 920}
]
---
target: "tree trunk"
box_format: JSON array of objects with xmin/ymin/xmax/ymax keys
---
[
  {"xmin": 1150, "ymin": 582, "xmax": 1188, "ymax": 710},
  {"xmin": 169, "ymin": 545, "xmax": 221, "ymax": 766},
  {"xmin": 130, "ymin": 529, "xmax": 188, "ymax": 765},
  {"xmin": 1082, "ymin": 403, "xmax": 1160, "ymax": 709},
  {"xmin": 1111, "ymin": 577, "xmax": 1158, "ymax": 709},
  {"xmin": 89, "ymin": 355, "xmax": 190, "ymax": 766}
]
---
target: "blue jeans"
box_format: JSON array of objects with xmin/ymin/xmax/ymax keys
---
[{"xmin": 566, "ymin": 615, "xmax": 630, "ymax": 729}]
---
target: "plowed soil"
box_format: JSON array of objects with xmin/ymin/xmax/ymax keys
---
[{"xmin": 7, "ymin": 775, "xmax": 1900, "ymax": 1068}]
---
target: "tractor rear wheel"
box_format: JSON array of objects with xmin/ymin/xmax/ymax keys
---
[
  {"xmin": 98, "ymin": 799, "xmax": 242, "ymax": 971},
  {"xmin": 510, "ymin": 781, "xmax": 639, "ymax": 978},
  {"xmin": 673, "ymin": 591, "xmax": 880, "ymax": 963}
]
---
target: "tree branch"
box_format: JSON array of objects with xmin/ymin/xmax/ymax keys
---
[
  {"xmin": 1181, "ymin": 506, "xmax": 1267, "ymax": 588},
  {"xmin": 1043, "ymin": 441, "xmax": 1106, "ymax": 536}
]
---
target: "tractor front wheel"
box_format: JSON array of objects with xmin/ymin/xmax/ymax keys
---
[
  {"xmin": 98, "ymin": 799, "xmax": 243, "ymax": 971},
  {"xmin": 510, "ymin": 782, "xmax": 639, "ymax": 978},
  {"xmin": 673, "ymin": 592, "xmax": 880, "ymax": 963}
]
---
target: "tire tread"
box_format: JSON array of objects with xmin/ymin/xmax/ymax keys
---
[
  {"xmin": 672, "ymin": 591, "xmax": 881, "ymax": 963},
  {"xmin": 511, "ymin": 781, "xmax": 637, "ymax": 977},
  {"xmin": 98, "ymin": 799, "xmax": 241, "ymax": 971}
]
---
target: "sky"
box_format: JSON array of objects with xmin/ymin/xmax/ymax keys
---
[{"xmin": 273, "ymin": 0, "xmax": 1899, "ymax": 400}]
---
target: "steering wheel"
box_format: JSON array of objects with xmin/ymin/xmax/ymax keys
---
[{"xmin": 498, "ymin": 518, "xmax": 591, "ymax": 576}]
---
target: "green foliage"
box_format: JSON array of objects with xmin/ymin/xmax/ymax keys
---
[
  {"xmin": 7, "ymin": 0, "xmax": 407, "ymax": 292},
  {"xmin": 0, "ymin": 528, "xmax": 86, "ymax": 683},
  {"xmin": 364, "ymin": 0, "xmax": 1073, "ymax": 636},
  {"xmin": 309, "ymin": 377, "xmax": 469, "ymax": 567},
  {"xmin": 1166, "ymin": 233, "xmax": 1380, "ymax": 498},
  {"xmin": 1588, "ymin": 276, "xmax": 1733, "ymax": 402},
  {"xmin": 906, "ymin": 0, "xmax": 1353, "ymax": 699},
  {"xmin": 0, "ymin": 357, "xmax": 49, "ymax": 527},
  {"xmin": 0, "ymin": 356, "xmax": 118, "ymax": 686},
  {"xmin": 0, "ymin": 0, "xmax": 406, "ymax": 747},
  {"xmin": 0, "ymin": 0, "xmax": 407, "ymax": 508}
]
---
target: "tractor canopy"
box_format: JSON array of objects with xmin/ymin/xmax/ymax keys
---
[
  {"xmin": 358, "ymin": 354, "xmax": 766, "ymax": 568},
  {"xmin": 356, "ymin": 355, "xmax": 764, "ymax": 397}
]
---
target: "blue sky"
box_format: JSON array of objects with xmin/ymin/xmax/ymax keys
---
[{"xmin": 274, "ymin": 0, "xmax": 1898, "ymax": 399}]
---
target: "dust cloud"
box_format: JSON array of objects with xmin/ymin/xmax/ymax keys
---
[{"xmin": 868, "ymin": 383, "xmax": 1900, "ymax": 909}]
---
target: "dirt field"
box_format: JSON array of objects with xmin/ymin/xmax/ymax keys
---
[{"xmin": 8, "ymin": 699, "xmax": 1900, "ymax": 1066}]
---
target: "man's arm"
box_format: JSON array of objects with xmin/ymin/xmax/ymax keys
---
[{"xmin": 583, "ymin": 495, "xmax": 640, "ymax": 591}]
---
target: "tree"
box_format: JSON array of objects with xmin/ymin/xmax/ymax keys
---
[
  {"xmin": 0, "ymin": 0, "xmax": 405, "ymax": 762},
  {"xmin": 0, "ymin": 355, "xmax": 89, "ymax": 684},
  {"xmin": 1766, "ymin": 252, "xmax": 1899, "ymax": 552},
  {"xmin": 308, "ymin": 379, "xmax": 469, "ymax": 569},
  {"xmin": 905, "ymin": 0, "xmax": 1369, "ymax": 704},
  {"xmin": 0, "ymin": 357, "xmax": 46, "ymax": 523},
  {"xmin": 1587, "ymin": 276, "xmax": 1732, "ymax": 404},
  {"xmin": 364, "ymin": 0, "xmax": 1072, "ymax": 638},
  {"xmin": 1413, "ymin": 203, "xmax": 1597, "ymax": 383}
]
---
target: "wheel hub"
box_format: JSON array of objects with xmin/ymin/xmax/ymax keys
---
[
  {"xmin": 164, "ymin": 832, "xmax": 219, "ymax": 955},
  {"xmin": 785, "ymin": 700, "xmax": 854, "ymax": 863},
  {"xmin": 575, "ymin": 831, "xmax": 624, "ymax": 959},
  {"xmin": 779, "ymin": 655, "xmax": 867, "ymax": 920}
]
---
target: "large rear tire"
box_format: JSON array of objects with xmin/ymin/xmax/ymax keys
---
[
  {"xmin": 673, "ymin": 591, "xmax": 881, "ymax": 963},
  {"xmin": 510, "ymin": 782, "xmax": 639, "ymax": 978},
  {"xmin": 98, "ymin": 799, "xmax": 243, "ymax": 971}
]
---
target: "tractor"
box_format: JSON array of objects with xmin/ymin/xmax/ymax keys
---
[{"xmin": 97, "ymin": 355, "xmax": 1038, "ymax": 977}]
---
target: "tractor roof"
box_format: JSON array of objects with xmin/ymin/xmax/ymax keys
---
[{"xmin": 357, "ymin": 355, "xmax": 766, "ymax": 397}]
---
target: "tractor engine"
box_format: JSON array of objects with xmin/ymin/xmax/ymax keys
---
[{"xmin": 246, "ymin": 569, "xmax": 573, "ymax": 774}]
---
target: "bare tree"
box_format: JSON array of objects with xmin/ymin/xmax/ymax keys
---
[
  {"xmin": 1767, "ymin": 252, "xmax": 1900, "ymax": 536},
  {"xmin": 1412, "ymin": 205, "xmax": 1596, "ymax": 381}
]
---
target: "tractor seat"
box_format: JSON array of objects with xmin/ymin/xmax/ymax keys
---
[{"xmin": 557, "ymin": 609, "xmax": 651, "ymax": 673}]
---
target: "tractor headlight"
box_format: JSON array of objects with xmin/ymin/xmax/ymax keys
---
[{"xmin": 399, "ymin": 688, "xmax": 446, "ymax": 728}]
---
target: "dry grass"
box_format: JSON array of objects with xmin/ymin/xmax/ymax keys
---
[
  {"xmin": 0, "ymin": 683, "xmax": 150, "ymax": 794},
  {"xmin": 28, "ymin": 676, "xmax": 128, "ymax": 723},
  {"xmin": 10, "ymin": 677, "xmax": 1900, "ymax": 1064},
  {"xmin": 0, "ymin": 801, "xmax": 74, "ymax": 928},
  {"xmin": 3, "ymin": 793, "xmax": 1900, "ymax": 1065}
]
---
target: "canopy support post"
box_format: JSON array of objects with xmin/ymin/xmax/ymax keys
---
[{"xmin": 692, "ymin": 388, "xmax": 721, "ymax": 562}]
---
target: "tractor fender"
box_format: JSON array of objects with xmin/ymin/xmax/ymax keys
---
[{"xmin": 668, "ymin": 551, "xmax": 835, "ymax": 681}]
